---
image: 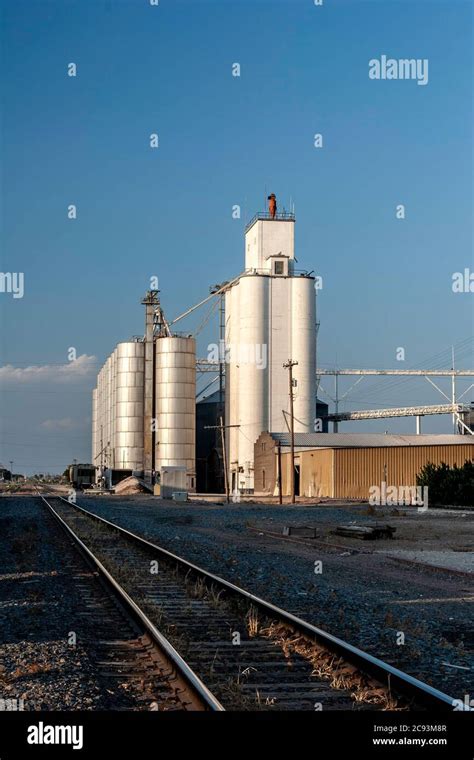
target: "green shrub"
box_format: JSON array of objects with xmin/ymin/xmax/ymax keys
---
[{"xmin": 416, "ymin": 460, "xmax": 474, "ymax": 506}]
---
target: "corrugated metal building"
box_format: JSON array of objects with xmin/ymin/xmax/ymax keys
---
[{"xmin": 254, "ymin": 432, "xmax": 474, "ymax": 499}]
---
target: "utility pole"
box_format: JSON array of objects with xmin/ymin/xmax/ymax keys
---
[
  {"xmin": 219, "ymin": 416, "xmax": 229, "ymax": 503},
  {"xmin": 277, "ymin": 440, "xmax": 282, "ymax": 505},
  {"xmin": 283, "ymin": 360, "xmax": 298, "ymax": 504}
]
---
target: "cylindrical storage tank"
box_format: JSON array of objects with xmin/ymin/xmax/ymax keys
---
[
  {"xmin": 291, "ymin": 276, "xmax": 316, "ymax": 432},
  {"xmin": 98, "ymin": 362, "xmax": 107, "ymax": 467},
  {"xmin": 91, "ymin": 388, "xmax": 98, "ymax": 469},
  {"xmin": 225, "ymin": 283, "xmax": 240, "ymax": 488},
  {"xmin": 114, "ymin": 341, "xmax": 144, "ymax": 471},
  {"xmin": 110, "ymin": 349, "xmax": 117, "ymax": 468},
  {"xmin": 155, "ymin": 336, "xmax": 196, "ymax": 477},
  {"xmin": 99, "ymin": 366, "xmax": 105, "ymax": 466},
  {"xmin": 237, "ymin": 275, "xmax": 269, "ymax": 489},
  {"xmin": 103, "ymin": 356, "xmax": 112, "ymax": 467},
  {"xmin": 96, "ymin": 373, "xmax": 101, "ymax": 467}
]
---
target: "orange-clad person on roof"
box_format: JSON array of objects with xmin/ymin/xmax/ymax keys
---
[{"xmin": 268, "ymin": 193, "xmax": 277, "ymax": 219}]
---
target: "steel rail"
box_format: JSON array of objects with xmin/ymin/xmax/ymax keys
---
[
  {"xmin": 38, "ymin": 492, "xmax": 224, "ymax": 712},
  {"xmin": 49, "ymin": 493, "xmax": 467, "ymax": 712}
]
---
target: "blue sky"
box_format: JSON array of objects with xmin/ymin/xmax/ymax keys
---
[{"xmin": 1, "ymin": 0, "xmax": 473, "ymax": 473}]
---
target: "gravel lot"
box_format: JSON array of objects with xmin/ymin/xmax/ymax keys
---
[
  {"xmin": 77, "ymin": 494, "xmax": 473, "ymax": 699},
  {"xmin": 0, "ymin": 498, "xmax": 108, "ymax": 709}
]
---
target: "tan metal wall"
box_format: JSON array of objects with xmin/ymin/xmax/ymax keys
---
[
  {"xmin": 281, "ymin": 449, "xmax": 334, "ymax": 497},
  {"xmin": 333, "ymin": 445, "xmax": 474, "ymax": 499},
  {"xmin": 280, "ymin": 444, "xmax": 474, "ymax": 499},
  {"xmin": 281, "ymin": 453, "xmax": 291, "ymax": 495},
  {"xmin": 299, "ymin": 449, "xmax": 334, "ymax": 497}
]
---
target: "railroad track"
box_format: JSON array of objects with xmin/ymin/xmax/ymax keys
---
[
  {"xmin": 39, "ymin": 493, "xmax": 463, "ymax": 712},
  {"xmin": 36, "ymin": 491, "xmax": 222, "ymax": 711}
]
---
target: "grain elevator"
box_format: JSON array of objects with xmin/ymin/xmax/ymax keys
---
[
  {"xmin": 92, "ymin": 294, "xmax": 196, "ymax": 491},
  {"xmin": 224, "ymin": 205, "xmax": 317, "ymax": 492},
  {"xmin": 92, "ymin": 195, "xmax": 318, "ymax": 496}
]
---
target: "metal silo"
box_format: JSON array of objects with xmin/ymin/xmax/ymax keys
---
[
  {"xmin": 91, "ymin": 388, "xmax": 98, "ymax": 469},
  {"xmin": 115, "ymin": 341, "xmax": 144, "ymax": 471},
  {"xmin": 237, "ymin": 275, "xmax": 269, "ymax": 490},
  {"xmin": 105, "ymin": 356, "xmax": 112, "ymax": 468},
  {"xmin": 155, "ymin": 336, "xmax": 196, "ymax": 481},
  {"xmin": 291, "ymin": 276, "xmax": 316, "ymax": 432},
  {"xmin": 95, "ymin": 369, "xmax": 102, "ymax": 469},
  {"xmin": 225, "ymin": 282, "xmax": 240, "ymax": 490},
  {"xmin": 95, "ymin": 358, "xmax": 109, "ymax": 471},
  {"xmin": 99, "ymin": 361, "xmax": 105, "ymax": 464},
  {"xmin": 110, "ymin": 348, "xmax": 117, "ymax": 467}
]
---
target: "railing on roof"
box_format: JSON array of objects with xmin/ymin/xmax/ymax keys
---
[
  {"xmin": 241, "ymin": 266, "xmax": 313, "ymax": 277},
  {"xmin": 245, "ymin": 211, "xmax": 295, "ymax": 231}
]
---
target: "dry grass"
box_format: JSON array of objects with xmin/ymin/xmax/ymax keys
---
[
  {"xmin": 246, "ymin": 606, "xmax": 260, "ymax": 638},
  {"xmin": 217, "ymin": 674, "xmax": 262, "ymax": 711},
  {"xmin": 189, "ymin": 577, "xmax": 206, "ymax": 599},
  {"xmin": 259, "ymin": 621, "xmax": 406, "ymax": 710},
  {"xmin": 255, "ymin": 689, "xmax": 276, "ymax": 707},
  {"xmin": 206, "ymin": 584, "xmax": 225, "ymax": 607}
]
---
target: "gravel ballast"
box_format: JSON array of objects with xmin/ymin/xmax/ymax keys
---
[
  {"xmin": 77, "ymin": 495, "xmax": 474, "ymax": 700},
  {"xmin": 0, "ymin": 497, "xmax": 176, "ymax": 710}
]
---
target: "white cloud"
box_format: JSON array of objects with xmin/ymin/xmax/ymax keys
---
[
  {"xmin": 40, "ymin": 417, "xmax": 85, "ymax": 431},
  {"xmin": 0, "ymin": 354, "xmax": 97, "ymax": 384}
]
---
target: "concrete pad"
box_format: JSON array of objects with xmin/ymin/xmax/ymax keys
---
[{"xmin": 378, "ymin": 549, "xmax": 473, "ymax": 574}]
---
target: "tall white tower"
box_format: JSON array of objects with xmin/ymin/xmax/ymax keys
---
[{"xmin": 225, "ymin": 203, "xmax": 316, "ymax": 492}]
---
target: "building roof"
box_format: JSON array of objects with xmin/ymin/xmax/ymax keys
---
[
  {"xmin": 270, "ymin": 432, "xmax": 474, "ymax": 449},
  {"xmin": 245, "ymin": 211, "xmax": 295, "ymax": 232}
]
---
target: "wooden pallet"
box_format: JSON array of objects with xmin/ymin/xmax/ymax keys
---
[{"xmin": 333, "ymin": 524, "xmax": 396, "ymax": 540}]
